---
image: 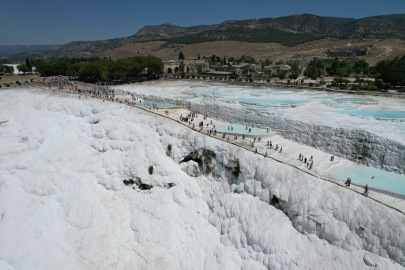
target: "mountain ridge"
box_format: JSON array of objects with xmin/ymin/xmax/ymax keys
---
[{"xmin": 5, "ymin": 13, "xmax": 405, "ymax": 62}]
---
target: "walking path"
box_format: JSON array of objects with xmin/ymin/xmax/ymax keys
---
[{"xmin": 29, "ymin": 83, "xmax": 405, "ymax": 214}]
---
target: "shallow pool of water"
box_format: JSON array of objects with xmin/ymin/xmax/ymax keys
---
[
  {"xmin": 140, "ymin": 102, "xmax": 178, "ymax": 108},
  {"xmin": 290, "ymin": 160, "xmax": 302, "ymax": 167},
  {"xmin": 335, "ymin": 98, "xmax": 376, "ymax": 103},
  {"xmin": 234, "ymin": 98, "xmax": 308, "ymax": 105},
  {"xmin": 335, "ymin": 110, "xmax": 405, "ymax": 119},
  {"xmin": 215, "ymin": 124, "xmax": 276, "ymax": 135},
  {"xmin": 329, "ymin": 165, "xmax": 405, "ymax": 195},
  {"xmin": 314, "ymin": 96, "xmax": 336, "ymax": 99}
]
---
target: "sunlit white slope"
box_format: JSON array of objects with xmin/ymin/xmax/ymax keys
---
[{"xmin": 0, "ymin": 89, "xmax": 403, "ymax": 270}]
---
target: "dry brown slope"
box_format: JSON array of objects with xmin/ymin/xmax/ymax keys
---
[
  {"xmin": 92, "ymin": 40, "xmax": 286, "ymax": 60},
  {"xmin": 92, "ymin": 38, "xmax": 405, "ymax": 64}
]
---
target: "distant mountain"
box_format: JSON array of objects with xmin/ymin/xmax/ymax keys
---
[
  {"xmin": 343, "ymin": 16, "xmax": 405, "ymax": 37},
  {"xmin": 163, "ymin": 14, "xmax": 405, "ymax": 47},
  {"xmin": 5, "ymin": 13, "xmax": 405, "ymax": 61},
  {"xmin": 0, "ymin": 44, "xmax": 62, "ymax": 58},
  {"xmin": 322, "ymin": 16, "xmax": 356, "ymax": 25},
  {"xmin": 135, "ymin": 23, "xmax": 217, "ymax": 37},
  {"xmin": 381, "ymin": 14, "xmax": 405, "ymax": 19},
  {"xmin": 5, "ymin": 50, "xmax": 56, "ymax": 63}
]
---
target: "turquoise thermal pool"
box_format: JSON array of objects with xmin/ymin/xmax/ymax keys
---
[
  {"xmin": 335, "ymin": 110, "xmax": 405, "ymax": 119},
  {"xmin": 215, "ymin": 124, "xmax": 276, "ymax": 136},
  {"xmin": 234, "ymin": 98, "xmax": 308, "ymax": 105},
  {"xmin": 330, "ymin": 165, "xmax": 405, "ymax": 195}
]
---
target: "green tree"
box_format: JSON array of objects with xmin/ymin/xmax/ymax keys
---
[
  {"xmin": 66, "ymin": 63, "xmax": 83, "ymax": 77},
  {"xmin": 316, "ymin": 60, "xmax": 325, "ymax": 75},
  {"xmin": 311, "ymin": 73, "xmax": 318, "ymax": 80},
  {"xmin": 264, "ymin": 58, "xmax": 271, "ymax": 65},
  {"xmin": 336, "ymin": 68, "xmax": 347, "ymax": 77},
  {"xmin": 354, "ymin": 67, "xmax": 362, "ymax": 75},
  {"xmin": 25, "ymin": 57, "xmax": 32, "ymax": 71},
  {"xmin": 167, "ymin": 144, "xmax": 172, "ymax": 156},
  {"xmin": 277, "ymin": 69, "xmax": 287, "ymax": 82},
  {"xmin": 198, "ymin": 54, "xmax": 200, "ymax": 59},
  {"xmin": 17, "ymin": 64, "xmax": 29, "ymax": 75},
  {"xmin": 223, "ymin": 56, "xmax": 226, "ymax": 65},
  {"xmin": 36, "ymin": 61, "xmax": 52, "ymax": 77},
  {"xmin": 178, "ymin": 51, "xmax": 185, "ymax": 59},
  {"xmin": 353, "ymin": 59, "xmax": 369, "ymax": 72},
  {"xmin": 290, "ymin": 62, "xmax": 301, "ymax": 74}
]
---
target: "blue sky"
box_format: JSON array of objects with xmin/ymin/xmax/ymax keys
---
[{"xmin": 0, "ymin": 0, "xmax": 404, "ymax": 45}]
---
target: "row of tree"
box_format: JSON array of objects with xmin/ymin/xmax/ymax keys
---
[
  {"xmin": 0, "ymin": 59, "xmax": 14, "ymax": 74},
  {"xmin": 179, "ymin": 52, "xmax": 261, "ymax": 66},
  {"xmin": 374, "ymin": 56, "xmax": 405, "ymax": 88},
  {"xmin": 35, "ymin": 56, "xmax": 163, "ymax": 82},
  {"xmin": 303, "ymin": 56, "xmax": 405, "ymax": 87}
]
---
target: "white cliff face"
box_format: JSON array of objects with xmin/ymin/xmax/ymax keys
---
[
  {"xmin": 116, "ymin": 80, "xmax": 405, "ymax": 174},
  {"xmin": 0, "ymin": 89, "xmax": 404, "ymax": 270}
]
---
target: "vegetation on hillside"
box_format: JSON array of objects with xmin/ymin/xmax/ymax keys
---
[{"xmin": 162, "ymin": 28, "xmax": 322, "ymax": 47}]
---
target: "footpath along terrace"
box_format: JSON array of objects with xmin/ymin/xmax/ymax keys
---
[{"xmin": 30, "ymin": 81, "xmax": 405, "ymax": 215}]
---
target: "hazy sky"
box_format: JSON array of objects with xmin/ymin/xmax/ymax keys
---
[{"xmin": 0, "ymin": 0, "xmax": 404, "ymax": 45}]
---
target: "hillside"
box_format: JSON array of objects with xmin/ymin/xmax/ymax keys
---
[
  {"xmin": 6, "ymin": 13, "xmax": 405, "ymax": 62},
  {"xmin": 343, "ymin": 16, "xmax": 405, "ymax": 37},
  {"xmin": 90, "ymin": 38, "xmax": 405, "ymax": 66},
  {"xmin": 322, "ymin": 16, "xmax": 356, "ymax": 25},
  {"xmin": 0, "ymin": 44, "xmax": 62, "ymax": 58}
]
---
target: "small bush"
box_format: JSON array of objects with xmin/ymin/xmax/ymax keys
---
[
  {"xmin": 270, "ymin": 195, "xmax": 279, "ymax": 205},
  {"xmin": 5, "ymin": 84, "xmax": 10, "ymax": 87},
  {"xmin": 398, "ymin": 88, "xmax": 405, "ymax": 93},
  {"xmin": 167, "ymin": 144, "xmax": 172, "ymax": 152},
  {"xmin": 168, "ymin": 183, "xmax": 175, "ymax": 188},
  {"xmin": 202, "ymin": 149, "xmax": 215, "ymax": 161},
  {"xmin": 308, "ymin": 82, "xmax": 313, "ymax": 87},
  {"xmin": 123, "ymin": 179, "xmax": 135, "ymax": 186},
  {"xmin": 148, "ymin": 165, "xmax": 153, "ymax": 175},
  {"xmin": 326, "ymin": 84, "xmax": 332, "ymax": 87},
  {"xmin": 30, "ymin": 79, "xmax": 34, "ymax": 82},
  {"xmin": 232, "ymin": 163, "xmax": 241, "ymax": 177},
  {"xmin": 0, "ymin": 77, "xmax": 2, "ymax": 80},
  {"xmin": 0, "ymin": 85, "xmax": 2, "ymax": 88}
]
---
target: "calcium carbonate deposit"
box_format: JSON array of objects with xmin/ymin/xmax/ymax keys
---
[
  {"xmin": 1, "ymin": 88, "xmax": 405, "ymax": 269},
  {"xmin": 116, "ymin": 80, "xmax": 405, "ymax": 174}
]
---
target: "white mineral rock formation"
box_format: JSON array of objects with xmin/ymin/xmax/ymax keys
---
[
  {"xmin": 0, "ymin": 89, "xmax": 404, "ymax": 269},
  {"xmin": 117, "ymin": 81, "xmax": 405, "ymax": 174}
]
